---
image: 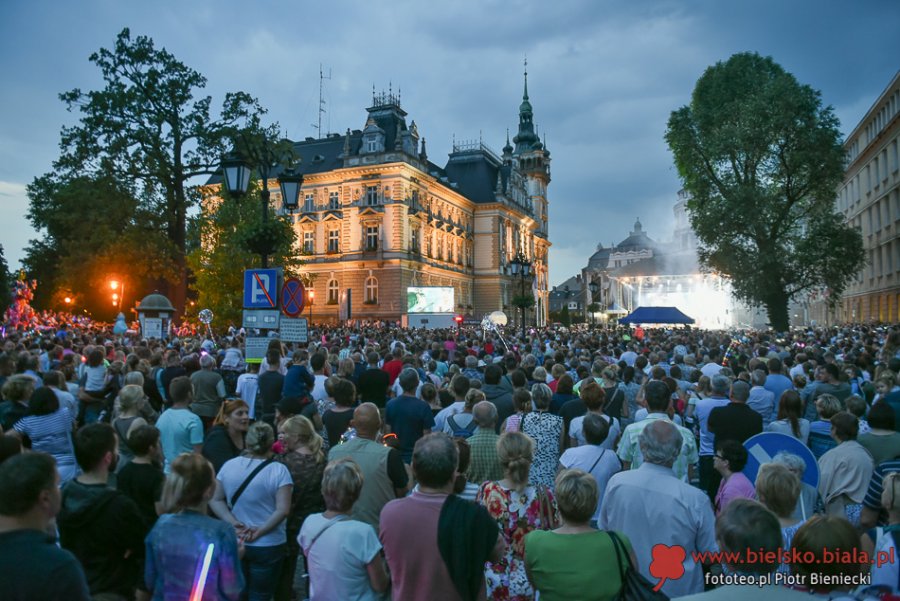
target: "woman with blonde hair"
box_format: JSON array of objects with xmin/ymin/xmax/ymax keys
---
[
  {"xmin": 211, "ymin": 421, "xmax": 293, "ymax": 601},
  {"xmin": 477, "ymin": 431, "xmax": 559, "ymax": 601},
  {"xmin": 275, "ymin": 415, "xmax": 326, "ymax": 601},
  {"xmin": 112, "ymin": 384, "xmax": 148, "ymax": 471},
  {"xmin": 525, "ymin": 469, "xmax": 633, "ymax": 600},
  {"xmin": 145, "ymin": 453, "xmax": 244, "ymax": 600},
  {"xmin": 202, "ymin": 399, "xmax": 250, "ymax": 473},
  {"xmin": 862, "ymin": 471, "xmax": 900, "ymax": 591},
  {"xmin": 299, "ymin": 458, "xmax": 389, "ymax": 601},
  {"xmin": 755, "ymin": 462, "xmax": 803, "ymax": 574}
]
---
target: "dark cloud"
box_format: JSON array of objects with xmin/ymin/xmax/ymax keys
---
[{"xmin": 1, "ymin": 0, "xmax": 897, "ymax": 285}]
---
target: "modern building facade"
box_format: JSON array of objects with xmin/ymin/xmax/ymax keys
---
[
  {"xmin": 206, "ymin": 76, "xmax": 551, "ymax": 325},
  {"xmin": 826, "ymin": 71, "xmax": 900, "ymax": 323}
]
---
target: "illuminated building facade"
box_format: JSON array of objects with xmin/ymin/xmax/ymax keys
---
[{"xmin": 210, "ymin": 76, "xmax": 551, "ymax": 324}]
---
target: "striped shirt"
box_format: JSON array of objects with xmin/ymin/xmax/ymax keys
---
[
  {"xmin": 14, "ymin": 407, "xmax": 77, "ymax": 468},
  {"xmin": 864, "ymin": 459, "xmax": 900, "ymax": 511}
]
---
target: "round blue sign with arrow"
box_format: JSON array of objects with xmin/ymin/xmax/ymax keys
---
[
  {"xmin": 281, "ymin": 278, "xmax": 305, "ymax": 318},
  {"xmin": 741, "ymin": 432, "xmax": 819, "ymax": 488}
]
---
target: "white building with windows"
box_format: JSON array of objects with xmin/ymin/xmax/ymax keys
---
[{"xmin": 819, "ymin": 70, "xmax": 900, "ymax": 323}]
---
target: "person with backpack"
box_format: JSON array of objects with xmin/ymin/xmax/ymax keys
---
[{"xmin": 442, "ymin": 389, "xmax": 484, "ymax": 439}]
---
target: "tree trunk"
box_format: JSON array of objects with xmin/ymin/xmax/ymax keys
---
[{"xmin": 764, "ymin": 291, "xmax": 791, "ymax": 332}]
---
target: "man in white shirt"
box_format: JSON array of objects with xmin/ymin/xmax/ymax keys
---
[
  {"xmin": 236, "ymin": 364, "xmax": 260, "ymax": 419},
  {"xmin": 700, "ymin": 349, "xmax": 724, "ymax": 378},
  {"xmin": 432, "ymin": 374, "xmax": 469, "ymax": 433},
  {"xmin": 601, "ymin": 419, "xmax": 717, "ymax": 598},
  {"xmin": 747, "ymin": 369, "xmax": 776, "ymax": 425},
  {"xmin": 695, "ymin": 374, "xmax": 731, "ymax": 500}
]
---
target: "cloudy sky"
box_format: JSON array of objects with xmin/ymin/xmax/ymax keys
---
[{"xmin": 2, "ymin": 0, "xmax": 898, "ymax": 287}]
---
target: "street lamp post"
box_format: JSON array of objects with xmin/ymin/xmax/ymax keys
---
[
  {"xmin": 308, "ymin": 289, "xmax": 314, "ymax": 327},
  {"xmin": 510, "ymin": 251, "xmax": 532, "ymax": 339},
  {"xmin": 109, "ymin": 280, "xmax": 125, "ymax": 313},
  {"xmin": 220, "ymin": 146, "xmax": 303, "ymax": 269},
  {"xmin": 588, "ymin": 280, "xmax": 599, "ymax": 326}
]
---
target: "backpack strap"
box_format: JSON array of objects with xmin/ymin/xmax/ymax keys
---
[{"xmin": 229, "ymin": 458, "xmax": 274, "ymax": 508}]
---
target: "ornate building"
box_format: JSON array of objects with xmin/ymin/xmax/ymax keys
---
[
  {"xmin": 212, "ymin": 75, "xmax": 551, "ymax": 324},
  {"xmin": 819, "ymin": 70, "xmax": 899, "ymax": 324}
]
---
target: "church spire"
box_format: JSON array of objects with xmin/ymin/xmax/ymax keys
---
[
  {"xmin": 513, "ymin": 56, "xmax": 538, "ymax": 155},
  {"xmin": 523, "ymin": 56, "xmax": 529, "ymax": 101}
]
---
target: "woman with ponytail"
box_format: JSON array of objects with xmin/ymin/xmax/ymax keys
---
[
  {"xmin": 202, "ymin": 399, "xmax": 250, "ymax": 473},
  {"xmin": 145, "ymin": 453, "xmax": 244, "ymax": 600},
  {"xmin": 274, "ymin": 415, "xmax": 326, "ymax": 601},
  {"xmin": 476, "ymin": 431, "xmax": 560, "ymax": 601},
  {"xmin": 766, "ymin": 390, "xmax": 810, "ymax": 444},
  {"xmin": 210, "ymin": 422, "xmax": 293, "ymax": 601}
]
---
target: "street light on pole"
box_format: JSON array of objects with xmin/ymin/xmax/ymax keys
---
[
  {"xmin": 220, "ymin": 143, "xmax": 303, "ymax": 269},
  {"xmin": 308, "ymin": 289, "xmax": 314, "ymax": 327},
  {"xmin": 510, "ymin": 251, "xmax": 532, "ymax": 339},
  {"xmin": 588, "ymin": 280, "xmax": 599, "ymax": 326}
]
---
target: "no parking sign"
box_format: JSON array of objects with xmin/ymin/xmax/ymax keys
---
[
  {"xmin": 741, "ymin": 432, "xmax": 819, "ymax": 488},
  {"xmin": 281, "ymin": 278, "xmax": 305, "ymax": 318}
]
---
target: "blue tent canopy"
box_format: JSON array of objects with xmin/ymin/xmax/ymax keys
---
[{"xmin": 618, "ymin": 306, "xmax": 695, "ymax": 325}]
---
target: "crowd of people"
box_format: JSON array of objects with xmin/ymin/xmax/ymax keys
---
[{"xmin": 0, "ymin": 315, "xmax": 899, "ymax": 600}]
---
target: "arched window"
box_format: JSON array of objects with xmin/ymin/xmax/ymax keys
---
[
  {"xmin": 327, "ymin": 279, "xmax": 339, "ymax": 304},
  {"xmin": 365, "ymin": 276, "xmax": 378, "ymax": 303}
]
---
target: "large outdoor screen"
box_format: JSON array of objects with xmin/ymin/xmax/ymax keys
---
[{"xmin": 407, "ymin": 286, "xmax": 455, "ymax": 313}]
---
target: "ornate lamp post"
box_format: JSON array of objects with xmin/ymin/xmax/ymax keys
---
[
  {"xmin": 220, "ymin": 147, "xmax": 303, "ymax": 268},
  {"xmin": 510, "ymin": 251, "xmax": 532, "ymax": 339},
  {"xmin": 588, "ymin": 280, "xmax": 599, "ymax": 325}
]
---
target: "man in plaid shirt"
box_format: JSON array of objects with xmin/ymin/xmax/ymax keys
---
[{"xmin": 466, "ymin": 402, "xmax": 504, "ymax": 485}]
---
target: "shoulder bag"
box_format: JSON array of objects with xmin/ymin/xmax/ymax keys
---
[
  {"xmin": 608, "ymin": 531, "xmax": 669, "ymax": 600},
  {"xmin": 536, "ymin": 484, "xmax": 560, "ymax": 530},
  {"xmin": 303, "ymin": 514, "xmax": 348, "ymax": 558},
  {"xmin": 229, "ymin": 457, "xmax": 274, "ymax": 509}
]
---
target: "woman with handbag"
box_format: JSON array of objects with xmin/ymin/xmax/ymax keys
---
[
  {"xmin": 524, "ymin": 469, "xmax": 634, "ymax": 601},
  {"xmin": 274, "ymin": 415, "xmax": 326, "ymax": 601},
  {"xmin": 211, "ymin": 421, "xmax": 293, "ymax": 601},
  {"xmin": 298, "ymin": 458, "xmax": 389, "ymax": 601},
  {"xmin": 476, "ymin": 431, "xmax": 560, "ymax": 600},
  {"xmin": 520, "ymin": 384, "xmax": 564, "ymax": 490}
]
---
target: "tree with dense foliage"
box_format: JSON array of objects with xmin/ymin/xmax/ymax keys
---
[
  {"xmin": 48, "ymin": 27, "xmax": 266, "ymax": 312},
  {"xmin": 24, "ymin": 173, "xmax": 174, "ymax": 314},
  {"xmin": 665, "ymin": 52, "xmax": 865, "ymax": 331}
]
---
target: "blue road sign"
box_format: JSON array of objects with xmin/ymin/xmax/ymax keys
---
[
  {"xmin": 281, "ymin": 278, "xmax": 305, "ymax": 318},
  {"xmin": 243, "ymin": 269, "xmax": 279, "ymax": 309},
  {"xmin": 741, "ymin": 432, "xmax": 819, "ymax": 488}
]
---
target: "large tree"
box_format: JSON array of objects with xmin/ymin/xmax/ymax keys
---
[
  {"xmin": 665, "ymin": 52, "xmax": 865, "ymax": 331},
  {"xmin": 52, "ymin": 28, "xmax": 266, "ymax": 312},
  {"xmin": 24, "ymin": 173, "xmax": 173, "ymax": 315}
]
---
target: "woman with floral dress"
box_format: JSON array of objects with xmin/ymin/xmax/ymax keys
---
[
  {"xmin": 477, "ymin": 431, "xmax": 559, "ymax": 600},
  {"xmin": 520, "ymin": 384, "xmax": 564, "ymax": 490}
]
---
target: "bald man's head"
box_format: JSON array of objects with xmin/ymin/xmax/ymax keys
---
[{"xmin": 352, "ymin": 402, "xmax": 382, "ymax": 437}]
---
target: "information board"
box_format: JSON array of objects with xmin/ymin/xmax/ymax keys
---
[
  {"xmin": 142, "ymin": 318, "xmax": 162, "ymax": 339},
  {"xmin": 280, "ymin": 317, "xmax": 309, "ymax": 343},
  {"xmin": 244, "ymin": 337, "xmax": 272, "ymax": 363},
  {"xmin": 242, "ymin": 310, "xmax": 281, "ymax": 330}
]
